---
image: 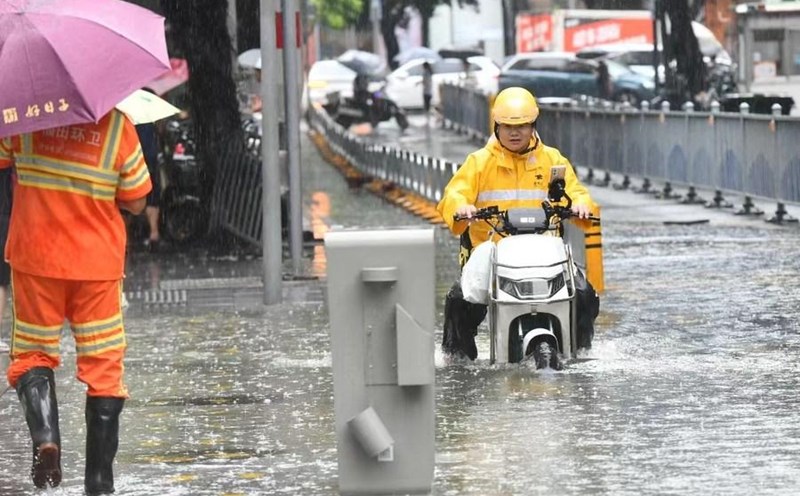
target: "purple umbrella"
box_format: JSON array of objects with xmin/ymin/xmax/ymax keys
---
[{"xmin": 0, "ymin": 0, "xmax": 170, "ymax": 139}]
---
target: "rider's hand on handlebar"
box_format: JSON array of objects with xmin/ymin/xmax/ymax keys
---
[
  {"xmin": 455, "ymin": 205, "xmax": 478, "ymax": 220},
  {"xmin": 571, "ymin": 203, "xmax": 592, "ymax": 220}
]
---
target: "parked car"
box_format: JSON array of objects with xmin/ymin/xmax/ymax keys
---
[
  {"xmin": 304, "ymin": 60, "xmax": 359, "ymax": 105},
  {"xmin": 576, "ymin": 43, "xmax": 662, "ymax": 80},
  {"xmin": 498, "ymin": 52, "xmax": 656, "ymax": 105},
  {"xmin": 384, "ymin": 56, "xmax": 500, "ymax": 109},
  {"xmin": 303, "ymin": 53, "xmax": 390, "ymax": 109},
  {"xmin": 575, "ymin": 23, "xmax": 734, "ymax": 83}
]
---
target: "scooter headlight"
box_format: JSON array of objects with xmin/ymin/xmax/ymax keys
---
[{"xmin": 498, "ymin": 274, "xmax": 566, "ymax": 299}]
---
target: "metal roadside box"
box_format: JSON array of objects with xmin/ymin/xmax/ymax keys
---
[{"xmin": 325, "ymin": 228, "xmax": 435, "ymax": 495}]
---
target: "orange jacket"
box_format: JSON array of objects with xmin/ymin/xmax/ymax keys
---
[{"xmin": 0, "ymin": 110, "xmax": 151, "ymax": 280}]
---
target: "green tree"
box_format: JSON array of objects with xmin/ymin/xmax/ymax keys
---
[{"xmin": 312, "ymin": 0, "xmax": 365, "ymax": 29}]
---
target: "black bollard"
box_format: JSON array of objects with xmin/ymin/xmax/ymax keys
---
[
  {"xmin": 613, "ymin": 175, "xmax": 630, "ymax": 190},
  {"xmin": 766, "ymin": 203, "xmax": 799, "ymax": 224},
  {"xmin": 680, "ymin": 186, "xmax": 706, "ymax": 205},
  {"xmin": 734, "ymin": 196, "xmax": 764, "ymax": 216},
  {"xmin": 634, "ymin": 177, "xmax": 652, "ymax": 194},
  {"xmin": 705, "ymin": 190, "xmax": 734, "ymax": 209},
  {"xmin": 595, "ymin": 171, "xmax": 611, "ymax": 187},
  {"xmin": 657, "ymin": 182, "xmax": 681, "ymax": 200}
]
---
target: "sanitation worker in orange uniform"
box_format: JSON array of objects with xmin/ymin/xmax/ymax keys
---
[{"xmin": 0, "ymin": 109, "xmax": 151, "ymax": 495}]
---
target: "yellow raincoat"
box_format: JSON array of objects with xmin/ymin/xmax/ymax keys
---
[{"xmin": 437, "ymin": 134, "xmax": 593, "ymax": 250}]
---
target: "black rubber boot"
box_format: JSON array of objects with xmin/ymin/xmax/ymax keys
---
[
  {"xmin": 85, "ymin": 397, "xmax": 124, "ymax": 496},
  {"xmin": 442, "ymin": 281, "xmax": 487, "ymax": 361},
  {"xmin": 575, "ymin": 269, "xmax": 600, "ymax": 350},
  {"xmin": 16, "ymin": 367, "xmax": 62, "ymax": 489}
]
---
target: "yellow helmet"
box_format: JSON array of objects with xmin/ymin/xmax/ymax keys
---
[{"xmin": 492, "ymin": 87, "xmax": 539, "ymax": 125}]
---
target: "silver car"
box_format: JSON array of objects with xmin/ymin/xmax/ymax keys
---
[{"xmin": 385, "ymin": 56, "xmax": 499, "ymax": 109}]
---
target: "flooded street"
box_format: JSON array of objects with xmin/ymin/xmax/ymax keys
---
[{"xmin": 2, "ymin": 124, "xmax": 800, "ymax": 495}]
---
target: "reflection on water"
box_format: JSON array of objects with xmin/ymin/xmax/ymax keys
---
[
  {"xmin": 2, "ymin": 132, "xmax": 800, "ymax": 495},
  {"xmin": 309, "ymin": 191, "xmax": 331, "ymax": 278}
]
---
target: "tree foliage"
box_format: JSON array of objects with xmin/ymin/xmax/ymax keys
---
[{"xmin": 312, "ymin": 0, "xmax": 365, "ymax": 29}]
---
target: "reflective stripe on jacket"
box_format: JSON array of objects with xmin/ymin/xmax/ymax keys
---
[
  {"xmin": 0, "ymin": 110, "xmax": 151, "ymax": 280},
  {"xmin": 436, "ymin": 134, "xmax": 592, "ymax": 249}
]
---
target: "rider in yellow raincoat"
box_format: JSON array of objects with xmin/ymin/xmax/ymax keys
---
[{"xmin": 436, "ymin": 87, "xmax": 600, "ymax": 360}]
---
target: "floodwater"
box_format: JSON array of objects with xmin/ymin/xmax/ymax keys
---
[{"xmin": 1, "ymin": 123, "xmax": 800, "ymax": 495}]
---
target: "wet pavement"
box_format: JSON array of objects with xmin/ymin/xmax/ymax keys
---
[{"xmin": 1, "ymin": 113, "xmax": 800, "ymax": 495}]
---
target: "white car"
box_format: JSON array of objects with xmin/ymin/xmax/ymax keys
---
[
  {"xmin": 384, "ymin": 56, "xmax": 500, "ymax": 109},
  {"xmin": 576, "ymin": 43, "xmax": 659, "ymax": 78},
  {"xmin": 305, "ymin": 60, "xmax": 358, "ymax": 105},
  {"xmin": 575, "ymin": 23, "xmax": 733, "ymax": 82}
]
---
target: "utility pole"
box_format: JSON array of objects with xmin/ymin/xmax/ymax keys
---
[
  {"xmin": 261, "ymin": 0, "xmax": 283, "ymax": 304},
  {"xmin": 283, "ymin": 0, "xmax": 304, "ymax": 277},
  {"xmin": 370, "ymin": 0, "xmax": 385, "ymax": 62},
  {"xmin": 227, "ymin": 0, "xmax": 238, "ymax": 58}
]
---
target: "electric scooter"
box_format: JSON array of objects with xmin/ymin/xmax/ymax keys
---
[{"xmin": 456, "ymin": 167, "xmax": 599, "ymax": 369}]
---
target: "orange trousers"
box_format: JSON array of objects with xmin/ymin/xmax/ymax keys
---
[{"xmin": 6, "ymin": 269, "xmax": 129, "ymax": 398}]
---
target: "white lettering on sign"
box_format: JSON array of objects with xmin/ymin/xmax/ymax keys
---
[
  {"xmin": 596, "ymin": 24, "xmax": 621, "ymax": 43},
  {"xmin": 520, "ymin": 217, "xmax": 537, "ymax": 223},
  {"xmin": 518, "ymin": 15, "xmax": 552, "ymax": 52},
  {"xmin": 571, "ymin": 22, "xmax": 624, "ymax": 49}
]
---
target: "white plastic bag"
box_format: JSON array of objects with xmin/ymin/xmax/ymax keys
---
[{"xmin": 460, "ymin": 241, "xmax": 494, "ymax": 304}]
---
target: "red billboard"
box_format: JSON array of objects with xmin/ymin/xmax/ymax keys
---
[
  {"xmin": 516, "ymin": 13, "xmax": 554, "ymax": 52},
  {"xmin": 564, "ymin": 18, "xmax": 653, "ymax": 52},
  {"xmin": 516, "ymin": 11, "xmax": 654, "ymax": 53}
]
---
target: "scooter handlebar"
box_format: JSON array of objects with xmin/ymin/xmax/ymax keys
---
[
  {"xmin": 453, "ymin": 206, "xmax": 500, "ymax": 222},
  {"xmin": 454, "ymin": 208, "xmax": 599, "ymax": 223}
]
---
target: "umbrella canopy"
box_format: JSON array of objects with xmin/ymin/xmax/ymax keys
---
[
  {"xmin": 0, "ymin": 0, "xmax": 170, "ymax": 139},
  {"xmin": 437, "ymin": 45, "xmax": 484, "ymax": 60},
  {"xmin": 147, "ymin": 58, "xmax": 189, "ymax": 96},
  {"xmin": 238, "ymin": 48, "xmax": 261, "ymax": 70},
  {"xmin": 393, "ymin": 46, "xmax": 441, "ymax": 66},
  {"xmin": 336, "ymin": 50, "xmax": 386, "ymax": 77},
  {"xmin": 115, "ymin": 90, "xmax": 180, "ymax": 125}
]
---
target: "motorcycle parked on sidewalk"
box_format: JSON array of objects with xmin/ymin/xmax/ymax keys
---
[
  {"xmin": 324, "ymin": 86, "xmax": 409, "ymax": 131},
  {"xmin": 159, "ymin": 119, "xmax": 209, "ymax": 246},
  {"xmin": 456, "ymin": 167, "xmax": 599, "ymax": 369}
]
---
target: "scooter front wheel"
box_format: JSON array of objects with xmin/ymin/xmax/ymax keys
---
[{"xmin": 527, "ymin": 340, "xmax": 563, "ymax": 371}]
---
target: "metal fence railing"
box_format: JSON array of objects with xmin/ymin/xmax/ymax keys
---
[
  {"xmin": 219, "ymin": 87, "xmax": 799, "ymax": 251},
  {"xmin": 440, "ymin": 84, "xmax": 493, "ymax": 140},
  {"xmin": 308, "ymin": 104, "xmax": 459, "ymax": 205},
  {"xmin": 440, "ymin": 83, "xmax": 800, "ymax": 205},
  {"xmin": 211, "ymin": 128, "xmax": 266, "ymax": 246}
]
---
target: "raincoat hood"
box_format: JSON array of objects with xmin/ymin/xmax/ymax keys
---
[{"xmin": 485, "ymin": 133, "xmax": 541, "ymax": 165}]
